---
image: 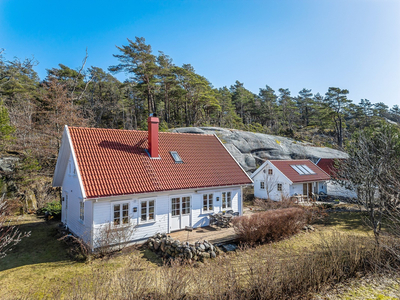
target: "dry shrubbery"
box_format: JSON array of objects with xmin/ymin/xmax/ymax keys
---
[
  {"xmin": 254, "ymin": 197, "xmax": 297, "ymax": 210},
  {"xmin": 232, "ymin": 207, "xmax": 306, "ymax": 245},
  {"xmin": 254, "ymin": 197, "xmax": 327, "ymax": 225},
  {"xmin": 31, "ymin": 232, "xmax": 397, "ymax": 300}
]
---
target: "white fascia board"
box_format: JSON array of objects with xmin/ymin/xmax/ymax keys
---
[
  {"xmin": 65, "ymin": 125, "xmax": 87, "ymax": 200},
  {"xmin": 268, "ymin": 161, "xmax": 293, "ymax": 184},
  {"xmin": 213, "ymin": 134, "xmax": 253, "ymax": 183},
  {"xmin": 52, "ymin": 127, "xmax": 70, "ymax": 187},
  {"xmin": 250, "ymin": 160, "xmax": 269, "ymax": 179}
]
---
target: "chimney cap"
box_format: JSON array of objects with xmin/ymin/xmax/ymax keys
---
[{"xmin": 149, "ymin": 113, "xmax": 157, "ymax": 117}]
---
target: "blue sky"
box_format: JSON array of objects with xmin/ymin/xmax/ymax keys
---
[{"xmin": 1, "ymin": 0, "xmax": 399, "ymax": 107}]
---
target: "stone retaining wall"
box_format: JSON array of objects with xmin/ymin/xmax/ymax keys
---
[{"xmin": 147, "ymin": 233, "xmax": 220, "ymax": 261}]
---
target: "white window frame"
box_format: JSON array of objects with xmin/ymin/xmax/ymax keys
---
[
  {"xmin": 277, "ymin": 183, "xmax": 283, "ymax": 192},
  {"xmin": 202, "ymin": 193, "xmax": 214, "ymax": 213},
  {"xmin": 171, "ymin": 196, "xmax": 191, "ymax": 217},
  {"xmin": 222, "ymin": 192, "xmax": 232, "ymax": 209},
  {"xmin": 112, "ymin": 202, "xmax": 130, "ymax": 226},
  {"xmin": 79, "ymin": 199, "xmax": 84, "ymax": 223},
  {"xmin": 139, "ymin": 199, "xmax": 155, "ymax": 223},
  {"xmin": 260, "ymin": 181, "xmax": 265, "ymax": 189},
  {"xmin": 268, "ymin": 168, "xmax": 273, "ymax": 175}
]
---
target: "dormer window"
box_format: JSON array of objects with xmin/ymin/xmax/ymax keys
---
[{"xmin": 170, "ymin": 151, "xmax": 183, "ymax": 163}]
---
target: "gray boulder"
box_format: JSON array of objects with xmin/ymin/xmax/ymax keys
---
[
  {"xmin": 170, "ymin": 127, "xmax": 347, "ymax": 173},
  {"xmin": 0, "ymin": 157, "xmax": 19, "ymax": 173}
]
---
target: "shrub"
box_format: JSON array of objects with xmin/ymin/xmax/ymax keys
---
[
  {"xmin": 254, "ymin": 196, "xmax": 297, "ymax": 210},
  {"xmin": 303, "ymin": 204, "xmax": 328, "ymax": 224},
  {"xmin": 232, "ymin": 207, "xmax": 306, "ymax": 245},
  {"xmin": 37, "ymin": 200, "xmax": 61, "ymax": 220}
]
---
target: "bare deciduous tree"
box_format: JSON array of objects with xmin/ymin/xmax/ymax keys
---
[{"xmin": 337, "ymin": 123, "xmax": 400, "ymax": 245}]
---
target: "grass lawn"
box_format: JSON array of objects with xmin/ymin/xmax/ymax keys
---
[{"xmin": 0, "ymin": 210, "xmax": 395, "ymax": 299}]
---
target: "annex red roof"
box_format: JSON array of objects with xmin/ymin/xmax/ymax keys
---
[
  {"xmin": 68, "ymin": 127, "xmax": 252, "ymax": 198},
  {"xmin": 316, "ymin": 158, "xmax": 344, "ymax": 177},
  {"xmin": 269, "ymin": 159, "xmax": 330, "ymax": 183}
]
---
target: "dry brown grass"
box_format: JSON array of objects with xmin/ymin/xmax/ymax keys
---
[{"xmin": 18, "ymin": 231, "xmax": 397, "ymax": 300}]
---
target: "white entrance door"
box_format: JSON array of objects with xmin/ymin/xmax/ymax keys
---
[{"xmin": 170, "ymin": 196, "xmax": 191, "ymax": 231}]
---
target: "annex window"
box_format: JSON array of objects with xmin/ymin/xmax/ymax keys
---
[
  {"xmin": 268, "ymin": 169, "xmax": 273, "ymax": 175},
  {"xmin": 170, "ymin": 151, "xmax": 183, "ymax": 163},
  {"xmin": 222, "ymin": 192, "xmax": 232, "ymax": 209},
  {"xmin": 114, "ymin": 203, "xmax": 129, "ymax": 226},
  {"xmin": 203, "ymin": 193, "xmax": 213, "ymax": 212},
  {"xmin": 277, "ymin": 184, "xmax": 283, "ymax": 192},
  {"xmin": 79, "ymin": 200, "xmax": 84, "ymax": 222},
  {"xmin": 260, "ymin": 181, "xmax": 265, "ymax": 189}
]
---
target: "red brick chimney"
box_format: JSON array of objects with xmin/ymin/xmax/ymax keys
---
[{"xmin": 148, "ymin": 115, "xmax": 159, "ymax": 158}]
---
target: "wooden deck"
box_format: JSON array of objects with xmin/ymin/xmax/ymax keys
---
[{"xmin": 169, "ymin": 226, "xmax": 237, "ymax": 245}]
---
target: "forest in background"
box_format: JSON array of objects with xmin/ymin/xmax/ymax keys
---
[{"xmin": 0, "ymin": 37, "xmax": 399, "ymax": 209}]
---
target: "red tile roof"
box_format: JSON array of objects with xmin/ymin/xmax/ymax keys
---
[
  {"xmin": 316, "ymin": 158, "xmax": 343, "ymax": 177},
  {"xmin": 269, "ymin": 159, "xmax": 330, "ymax": 183},
  {"xmin": 68, "ymin": 127, "xmax": 252, "ymax": 198}
]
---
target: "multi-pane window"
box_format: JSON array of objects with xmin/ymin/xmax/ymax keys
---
[
  {"xmin": 114, "ymin": 203, "xmax": 129, "ymax": 226},
  {"xmin": 260, "ymin": 181, "xmax": 265, "ymax": 189},
  {"xmin": 222, "ymin": 192, "xmax": 232, "ymax": 209},
  {"xmin": 182, "ymin": 197, "xmax": 191, "ymax": 215},
  {"xmin": 172, "ymin": 197, "xmax": 191, "ymax": 216},
  {"xmin": 141, "ymin": 200, "xmax": 155, "ymax": 222},
  {"xmin": 268, "ymin": 169, "xmax": 273, "ymax": 175},
  {"xmin": 203, "ymin": 193, "xmax": 213, "ymax": 212},
  {"xmin": 277, "ymin": 184, "xmax": 283, "ymax": 191},
  {"xmin": 79, "ymin": 201, "xmax": 84, "ymax": 221},
  {"xmin": 171, "ymin": 197, "xmax": 180, "ymax": 216}
]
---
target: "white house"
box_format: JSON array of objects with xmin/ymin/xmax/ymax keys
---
[
  {"xmin": 316, "ymin": 158, "xmax": 358, "ymax": 199},
  {"xmin": 52, "ymin": 116, "xmax": 253, "ymax": 249},
  {"xmin": 251, "ymin": 159, "xmax": 330, "ymax": 201}
]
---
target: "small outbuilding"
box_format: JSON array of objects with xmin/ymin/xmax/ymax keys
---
[{"xmin": 251, "ymin": 159, "xmax": 330, "ymax": 201}]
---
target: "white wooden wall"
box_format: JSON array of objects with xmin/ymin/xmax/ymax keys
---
[
  {"xmin": 89, "ymin": 187, "xmax": 241, "ymax": 248},
  {"xmin": 252, "ymin": 161, "xmax": 291, "ymax": 201},
  {"xmin": 62, "ymin": 153, "xmax": 92, "ymax": 245}
]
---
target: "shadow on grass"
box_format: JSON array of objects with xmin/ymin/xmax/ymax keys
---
[
  {"xmin": 140, "ymin": 248, "xmax": 164, "ymax": 266},
  {"xmin": 0, "ymin": 216, "xmax": 71, "ymax": 272},
  {"xmin": 316, "ymin": 211, "xmax": 371, "ymax": 233}
]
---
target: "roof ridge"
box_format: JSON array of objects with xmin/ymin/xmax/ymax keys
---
[{"xmin": 68, "ymin": 126, "xmax": 215, "ymax": 136}]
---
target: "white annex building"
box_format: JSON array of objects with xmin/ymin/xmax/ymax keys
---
[
  {"xmin": 251, "ymin": 159, "xmax": 330, "ymax": 201},
  {"xmin": 52, "ymin": 116, "xmax": 253, "ymax": 249}
]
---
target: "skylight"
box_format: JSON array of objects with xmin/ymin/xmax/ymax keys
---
[
  {"xmin": 170, "ymin": 151, "xmax": 183, "ymax": 163},
  {"xmin": 290, "ymin": 164, "xmax": 316, "ymax": 175}
]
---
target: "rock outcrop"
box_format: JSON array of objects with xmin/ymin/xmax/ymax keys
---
[{"xmin": 170, "ymin": 127, "xmax": 348, "ymax": 173}]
